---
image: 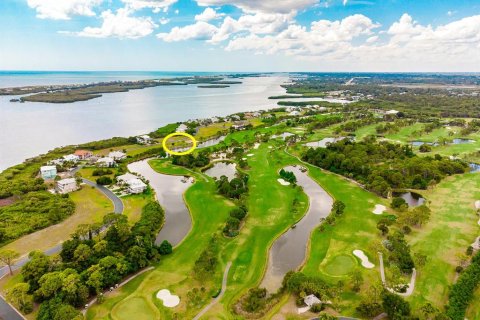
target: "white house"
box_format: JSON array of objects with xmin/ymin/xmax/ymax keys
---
[
  {"xmin": 304, "ymin": 294, "xmax": 321, "ymax": 307},
  {"xmin": 108, "ymin": 151, "xmax": 127, "ymax": 161},
  {"xmin": 56, "ymin": 178, "xmax": 78, "ymax": 194},
  {"xmin": 63, "ymin": 154, "xmax": 80, "ymax": 162},
  {"xmin": 127, "ymin": 178, "xmax": 147, "ymax": 194},
  {"xmin": 136, "ymin": 135, "xmax": 153, "ymax": 145},
  {"xmin": 385, "ymin": 109, "xmax": 400, "ymax": 115},
  {"xmin": 40, "ymin": 165, "xmax": 57, "ymax": 180},
  {"xmin": 289, "ymin": 111, "xmax": 301, "ymax": 116},
  {"xmin": 177, "ymin": 123, "xmax": 188, "ymax": 132},
  {"xmin": 97, "ymin": 157, "xmax": 115, "ymax": 167},
  {"xmin": 116, "ymin": 173, "xmax": 138, "ymax": 185}
]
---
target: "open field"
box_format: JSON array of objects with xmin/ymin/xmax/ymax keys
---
[
  {"xmin": 1, "ymin": 186, "xmax": 113, "ymax": 257},
  {"xmin": 122, "ymin": 189, "xmax": 154, "ymax": 224}
]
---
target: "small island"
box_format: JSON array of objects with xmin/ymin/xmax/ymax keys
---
[{"xmin": 198, "ymin": 85, "xmax": 230, "ymax": 88}]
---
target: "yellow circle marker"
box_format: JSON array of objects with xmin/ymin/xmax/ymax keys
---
[{"xmin": 162, "ymin": 132, "xmax": 197, "ymax": 156}]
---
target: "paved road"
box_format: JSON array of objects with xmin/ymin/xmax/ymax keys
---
[
  {"xmin": 193, "ymin": 261, "xmax": 232, "ymax": 320},
  {"xmin": 0, "ymin": 178, "xmax": 123, "ymax": 319}
]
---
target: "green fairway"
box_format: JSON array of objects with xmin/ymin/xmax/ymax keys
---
[
  {"xmin": 323, "ymin": 254, "xmax": 357, "ymax": 276},
  {"xmin": 407, "ymin": 173, "xmax": 480, "ymax": 313}
]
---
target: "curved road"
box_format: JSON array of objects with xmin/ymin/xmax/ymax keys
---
[
  {"xmin": 0, "ymin": 178, "xmax": 123, "ymax": 319},
  {"xmin": 193, "ymin": 261, "xmax": 232, "ymax": 320}
]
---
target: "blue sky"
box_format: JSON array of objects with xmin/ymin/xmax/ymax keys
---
[{"xmin": 1, "ymin": 0, "xmax": 480, "ymax": 71}]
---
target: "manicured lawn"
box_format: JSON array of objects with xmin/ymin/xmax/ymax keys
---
[
  {"xmin": 111, "ymin": 296, "xmax": 159, "ymax": 320},
  {"xmin": 196, "ymin": 122, "xmax": 231, "ymax": 139},
  {"xmin": 406, "ymin": 173, "xmax": 480, "ymax": 313},
  {"xmin": 2, "ymin": 186, "xmax": 113, "ymax": 257},
  {"xmin": 323, "ymin": 254, "xmax": 357, "ymax": 276},
  {"xmin": 355, "ymin": 123, "xmax": 377, "ymax": 140},
  {"xmin": 79, "ymin": 166, "xmax": 117, "ymax": 181},
  {"xmin": 384, "ymin": 123, "xmax": 424, "ymax": 142}
]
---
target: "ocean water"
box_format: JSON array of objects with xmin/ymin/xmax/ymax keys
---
[{"xmin": 0, "ymin": 72, "xmax": 288, "ymax": 171}]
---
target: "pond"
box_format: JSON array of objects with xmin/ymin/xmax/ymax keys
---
[
  {"xmin": 410, "ymin": 141, "xmax": 439, "ymax": 147},
  {"xmin": 204, "ymin": 162, "xmax": 237, "ymax": 180},
  {"xmin": 452, "ymin": 138, "xmax": 475, "ymax": 144},
  {"xmin": 393, "ymin": 191, "xmax": 425, "ymax": 207},
  {"xmin": 170, "ymin": 135, "xmax": 226, "ymax": 153},
  {"xmin": 260, "ymin": 166, "xmax": 333, "ymax": 293},
  {"xmin": 271, "ymin": 132, "xmax": 295, "ymax": 140},
  {"xmin": 469, "ymin": 163, "xmax": 480, "ymax": 173},
  {"xmin": 304, "ymin": 137, "xmax": 346, "ymax": 148},
  {"xmin": 128, "ymin": 160, "xmax": 192, "ymax": 247}
]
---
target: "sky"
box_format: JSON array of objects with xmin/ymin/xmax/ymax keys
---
[{"xmin": 1, "ymin": 0, "xmax": 480, "ymax": 72}]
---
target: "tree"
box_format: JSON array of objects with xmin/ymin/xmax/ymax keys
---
[
  {"xmin": 6, "ymin": 282, "xmax": 33, "ymax": 314},
  {"xmin": 332, "ymin": 200, "xmax": 346, "ymax": 216},
  {"xmin": 391, "ymin": 197, "xmax": 408, "ymax": 210},
  {"xmin": 159, "ymin": 240, "xmax": 173, "ymax": 255},
  {"xmin": 382, "ymin": 291, "xmax": 411, "ymax": 319},
  {"xmin": 351, "ymin": 270, "xmax": 363, "ymax": 292},
  {"xmin": 21, "ymin": 251, "xmax": 51, "ymax": 291},
  {"xmin": 0, "ymin": 249, "xmax": 19, "ymax": 276}
]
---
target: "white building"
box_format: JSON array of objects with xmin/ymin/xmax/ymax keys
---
[
  {"xmin": 177, "ymin": 123, "xmax": 188, "ymax": 132},
  {"xmin": 127, "ymin": 178, "xmax": 147, "ymax": 194},
  {"xmin": 108, "ymin": 151, "xmax": 127, "ymax": 161},
  {"xmin": 56, "ymin": 178, "xmax": 78, "ymax": 194},
  {"xmin": 137, "ymin": 135, "xmax": 153, "ymax": 145},
  {"xmin": 97, "ymin": 157, "xmax": 115, "ymax": 167},
  {"xmin": 289, "ymin": 111, "xmax": 301, "ymax": 116},
  {"xmin": 63, "ymin": 154, "xmax": 80, "ymax": 162},
  {"xmin": 304, "ymin": 294, "xmax": 321, "ymax": 307},
  {"xmin": 385, "ymin": 109, "xmax": 400, "ymax": 115},
  {"xmin": 117, "ymin": 173, "xmax": 138, "ymax": 185},
  {"xmin": 40, "ymin": 165, "xmax": 57, "ymax": 180}
]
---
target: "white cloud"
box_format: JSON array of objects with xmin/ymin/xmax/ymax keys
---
[
  {"xmin": 121, "ymin": 0, "xmax": 177, "ymax": 11},
  {"xmin": 73, "ymin": 8, "xmax": 158, "ymax": 39},
  {"xmin": 195, "ymin": 0, "xmax": 318, "ymax": 14},
  {"xmin": 195, "ymin": 7, "xmax": 224, "ymax": 22},
  {"xmin": 27, "ymin": 0, "xmax": 102, "ymax": 20},
  {"xmin": 159, "ymin": 17, "xmax": 170, "ymax": 24},
  {"xmin": 223, "ymin": 13, "xmax": 480, "ymax": 71},
  {"xmin": 157, "ymin": 21, "xmax": 218, "ymax": 41}
]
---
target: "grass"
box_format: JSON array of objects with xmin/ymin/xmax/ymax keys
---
[
  {"xmin": 79, "ymin": 166, "xmax": 117, "ymax": 181},
  {"xmin": 2, "ymin": 186, "xmax": 113, "ymax": 257},
  {"xmin": 122, "ymin": 189, "xmax": 154, "ymax": 224},
  {"xmin": 196, "ymin": 122, "xmax": 231, "ymax": 139},
  {"xmin": 406, "ymin": 173, "xmax": 480, "ymax": 313},
  {"xmin": 323, "ymin": 254, "xmax": 357, "ymax": 276}
]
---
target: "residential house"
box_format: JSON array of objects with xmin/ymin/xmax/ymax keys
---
[
  {"xmin": 56, "ymin": 178, "xmax": 78, "ymax": 194},
  {"xmin": 304, "ymin": 294, "xmax": 321, "ymax": 307},
  {"xmin": 289, "ymin": 111, "xmax": 301, "ymax": 116},
  {"xmin": 136, "ymin": 135, "xmax": 153, "ymax": 145},
  {"xmin": 97, "ymin": 157, "xmax": 115, "ymax": 167},
  {"xmin": 74, "ymin": 150, "xmax": 93, "ymax": 160},
  {"xmin": 63, "ymin": 154, "xmax": 80, "ymax": 163},
  {"xmin": 40, "ymin": 165, "xmax": 57, "ymax": 180},
  {"xmin": 232, "ymin": 121, "xmax": 248, "ymax": 130},
  {"xmin": 108, "ymin": 151, "xmax": 127, "ymax": 161},
  {"xmin": 177, "ymin": 123, "xmax": 188, "ymax": 132},
  {"xmin": 385, "ymin": 109, "xmax": 400, "ymax": 115},
  {"xmin": 127, "ymin": 178, "xmax": 147, "ymax": 194},
  {"xmin": 116, "ymin": 173, "xmax": 138, "ymax": 185}
]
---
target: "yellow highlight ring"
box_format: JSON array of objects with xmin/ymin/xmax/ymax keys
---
[{"xmin": 162, "ymin": 132, "xmax": 197, "ymax": 156}]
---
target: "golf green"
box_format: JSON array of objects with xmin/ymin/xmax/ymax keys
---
[{"xmin": 323, "ymin": 254, "xmax": 357, "ymax": 276}]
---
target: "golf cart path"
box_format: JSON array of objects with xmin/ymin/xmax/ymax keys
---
[{"xmin": 193, "ymin": 261, "xmax": 232, "ymax": 320}]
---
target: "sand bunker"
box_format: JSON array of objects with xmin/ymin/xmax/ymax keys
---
[
  {"xmin": 247, "ymin": 154, "xmax": 254, "ymax": 157},
  {"xmin": 353, "ymin": 250, "xmax": 375, "ymax": 269},
  {"xmin": 475, "ymin": 200, "xmax": 480, "ymax": 209},
  {"xmin": 268, "ymin": 146, "xmax": 273, "ymax": 149},
  {"xmin": 277, "ymin": 178, "xmax": 290, "ymax": 186},
  {"xmin": 156, "ymin": 289, "xmax": 180, "ymax": 308},
  {"xmin": 373, "ymin": 204, "xmax": 386, "ymax": 215},
  {"xmin": 254, "ymin": 143, "xmax": 260, "ymax": 149}
]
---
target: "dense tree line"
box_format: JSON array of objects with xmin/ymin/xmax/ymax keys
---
[
  {"xmin": 279, "ymin": 169, "xmax": 297, "ymax": 184},
  {"xmin": 446, "ymin": 250, "xmax": 480, "ymax": 320},
  {"xmin": 216, "ymin": 174, "xmax": 249, "ymax": 199},
  {"xmin": 302, "ymin": 139, "xmax": 467, "ymax": 197},
  {"xmin": 172, "ymin": 152, "xmax": 210, "ymax": 168},
  {"xmin": 6, "ymin": 201, "xmax": 167, "ymax": 318},
  {"xmin": 223, "ymin": 206, "xmax": 248, "ymax": 237}
]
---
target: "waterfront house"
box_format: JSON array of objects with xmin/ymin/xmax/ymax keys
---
[
  {"xmin": 177, "ymin": 123, "xmax": 188, "ymax": 132},
  {"xmin": 74, "ymin": 150, "xmax": 93, "ymax": 160},
  {"xmin": 108, "ymin": 151, "xmax": 127, "ymax": 161},
  {"xmin": 56, "ymin": 178, "xmax": 78, "ymax": 194},
  {"xmin": 97, "ymin": 157, "xmax": 115, "ymax": 167},
  {"xmin": 126, "ymin": 178, "xmax": 147, "ymax": 194},
  {"xmin": 116, "ymin": 173, "xmax": 138, "ymax": 185},
  {"xmin": 63, "ymin": 154, "xmax": 80, "ymax": 163},
  {"xmin": 40, "ymin": 165, "xmax": 57, "ymax": 180},
  {"xmin": 304, "ymin": 294, "xmax": 321, "ymax": 307}
]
